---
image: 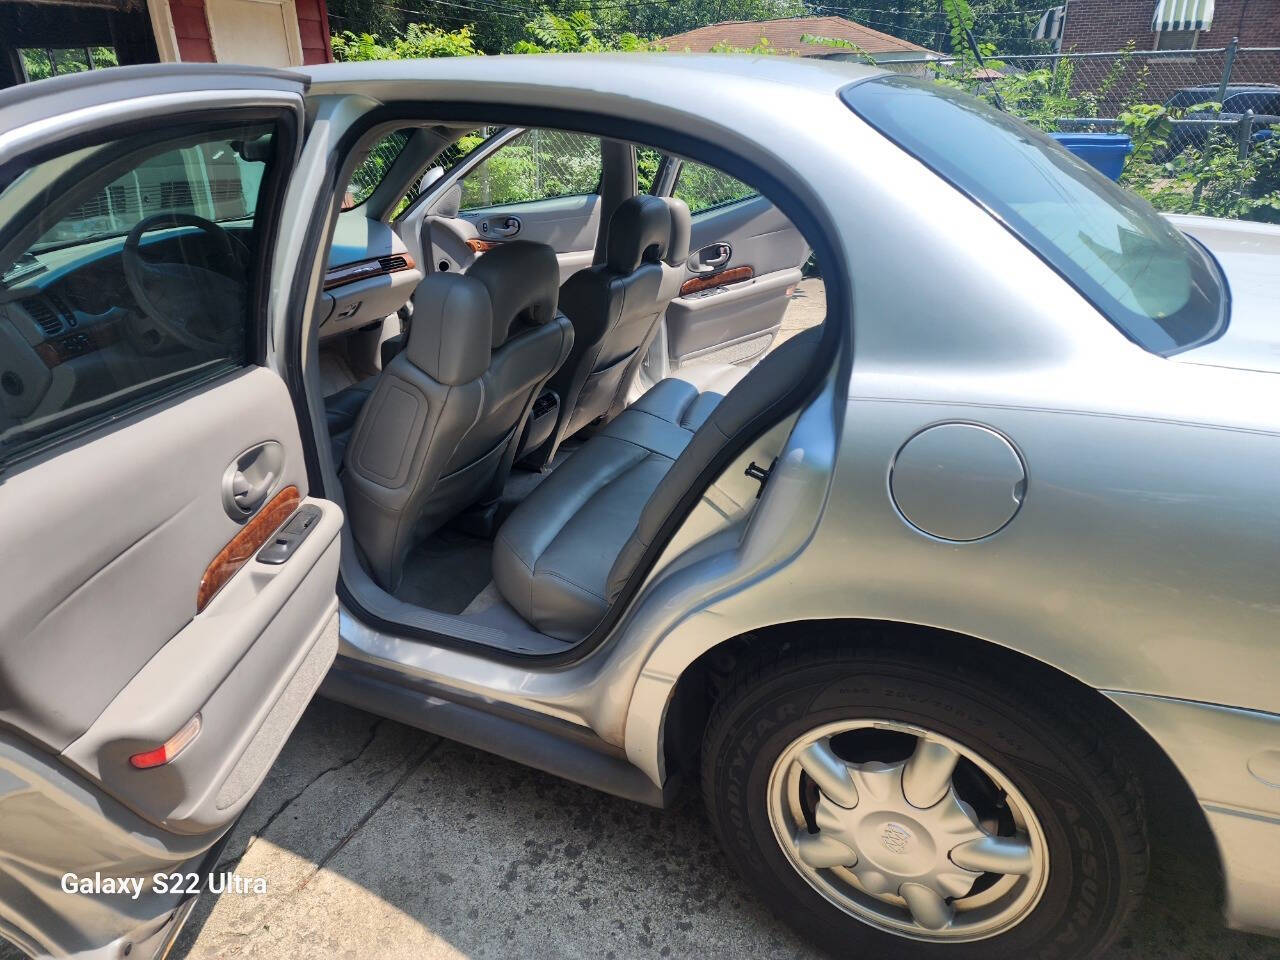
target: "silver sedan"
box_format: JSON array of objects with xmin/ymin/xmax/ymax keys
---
[{"xmin": 0, "ymin": 53, "xmax": 1276, "ymax": 960}]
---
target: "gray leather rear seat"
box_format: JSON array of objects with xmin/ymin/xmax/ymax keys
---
[
  {"xmin": 491, "ymin": 327, "xmax": 824, "ymax": 640},
  {"xmin": 491, "ymin": 364, "xmax": 747, "ymax": 640}
]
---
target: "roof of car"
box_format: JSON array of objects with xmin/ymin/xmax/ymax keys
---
[
  {"xmin": 1172, "ymin": 83, "xmax": 1280, "ymax": 93},
  {"xmin": 303, "ymin": 52, "xmax": 884, "ymax": 98}
]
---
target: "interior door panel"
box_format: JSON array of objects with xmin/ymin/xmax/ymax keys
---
[
  {"xmin": 415, "ymin": 194, "xmax": 599, "ymax": 284},
  {"xmin": 462, "ymin": 194, "xmax": 600, "ymax": 282},
  {"xmin": 0, "ymin": 367, "xmax": 339, "ymax": 818},
  {"xmin": 0, "ymin": 367, "xmax": 341, "ymax": 954},
  {"xmin": 397, "ymin": 126, "xmax": 603, "ymax": 286},
  {"xmin": 664, "ymin": 195, "xmax": 809, "ymax": 366}
]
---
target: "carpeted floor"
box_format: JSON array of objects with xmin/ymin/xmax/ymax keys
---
[{"xmin": 392, "ymin": 529, "xmax": 494, "ymax": 614}]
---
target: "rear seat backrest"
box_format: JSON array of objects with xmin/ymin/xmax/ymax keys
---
[
  {"xmin": 525, "ymin": 196, "xmax": 688, "ymax": 468},
  {"xmin": 489, "ymin": 326, "xmax": 824, "ymax": 641},
  {"xmin": 604, "ymin": 326, "xmax": 825, "ymax": 603}
]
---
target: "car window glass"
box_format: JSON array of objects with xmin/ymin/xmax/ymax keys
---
[
  {"xmin": 636, "ymin": 147, "xmax": 664, "ymax": 194},
  {"xmin": 843, "ymin": 75, "xmax": 1225, "ymax": 354},
  {"xmin": 392, "ymin": 127, "xmax": 499, "ymax": 219},
  {"xmin": 344, "ymin": 129, "xmax": 410, "ymax": 210},
  {"xmin": 674, "ymin": 162, "xmax": 758, "ymax": 214},
  {"xmin": 460, "ymin": 130, "xmax": 602, "ymax": 211},
  {"xmin": 0, "ymin": 122, "xmax": 279, "ymax": 464}
]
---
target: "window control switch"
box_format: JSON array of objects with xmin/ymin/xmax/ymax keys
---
[{"xmin": 257, "ymin": 505, "xmax": 322, "ymax": 564}]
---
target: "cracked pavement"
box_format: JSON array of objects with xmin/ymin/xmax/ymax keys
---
[
  {"xmin": 2, "ymin": 696, "xmax": 1276, "ymax": 959},
  {"xmin": 158, "ymin": 698, "xmax": 1278, "ymax": 960}
]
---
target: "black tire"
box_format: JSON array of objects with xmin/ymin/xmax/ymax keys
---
[{"xmin": 701, "ymin": 642, "xmax": 1148, "ymax": 960}]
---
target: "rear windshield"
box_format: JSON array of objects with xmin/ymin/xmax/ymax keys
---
[{"xmin": 842, "ymin": 75, "xmax": 1226, "ymax": 354}]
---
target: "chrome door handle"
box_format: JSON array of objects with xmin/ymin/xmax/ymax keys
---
[
  {"xmin": 231, "ymin": 471, "xmax": 274, "ymax": 512},
  {"xmin": 689, "ymin": 242, "xmax": 731, "ymax": 273},
  {"xmin": 490, "ymin": 216, "xmax": 521, "ymax": 239},
  {"xmin": 494, "ymin": 216, "xmax": 524, "ymax": 239},
  {"xmin": 222, "ymin": 441, "xmax": 283, "ymax": 520}
]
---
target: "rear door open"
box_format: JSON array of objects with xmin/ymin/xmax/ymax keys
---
[{"xmin": 0, "ymin": 67, "xmax": 341, "ymax": 958}]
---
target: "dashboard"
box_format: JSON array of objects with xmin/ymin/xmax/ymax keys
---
[
  {"xmin": 317, "ymin": 212, "xmax": 421, "ymax": 340},
  {"xmin": 0, "ymin": 212, "xmax": 421, "ymax": 435}
]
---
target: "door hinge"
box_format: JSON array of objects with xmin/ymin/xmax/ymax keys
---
[{"xmin": 744, "ymin": 458, "xmax": 777, "ymax": 498}]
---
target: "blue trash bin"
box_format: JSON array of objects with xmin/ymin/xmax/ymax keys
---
[{"xmin": 1050, "ymin": 133, "xmax": 1134, "ymax": 181}]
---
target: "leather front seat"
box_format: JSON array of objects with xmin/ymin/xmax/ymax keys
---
[
  {"xmin": 343, "ymin": 241, "xmax": 573, "ymax": 591},
  {"xmin": 525, "ymin": 195, "xmax": 688, "ymax": 468}
]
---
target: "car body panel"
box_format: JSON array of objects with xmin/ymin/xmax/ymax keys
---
[
  {"xmin": 1106, "ymin": 693, "xmax": 1280, "ymax": 934},
  {"xmin": 1168, "ymin": 213, "xmax": 1280, "ymax": 373}
]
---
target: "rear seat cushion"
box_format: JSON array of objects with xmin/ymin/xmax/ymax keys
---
[
  {"xmin": 491, "ymin": 363, "xmax": 746, "ymax": 640},
  {"xmin": 605, "ymin": 329, "xmax": 823, "ymax": 601}
]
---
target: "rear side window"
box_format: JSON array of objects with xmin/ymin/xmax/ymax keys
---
[
  {"xmin": 0, "ymin": 120, "xmax": 283, "ymax": 464},
  {"xmin": 674, "ymin": 162, "xmax": 757, "ymax": 214},
  {"xmin": 843, "ymin": 75, "xmax": 1226, "ymax": 354}
]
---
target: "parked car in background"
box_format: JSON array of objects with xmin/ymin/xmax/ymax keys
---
[
  {"xmin": 1161, "ymin": 82, "xmax": 1280, "ymax": 156},
  {"xmin": 1, "ymin": 57, "xmax": 1278, "ymax": 960}
]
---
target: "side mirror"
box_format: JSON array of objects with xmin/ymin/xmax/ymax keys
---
[{"xmin": 418, "ymin": 166, "xmax": 445, "ymax": 194}]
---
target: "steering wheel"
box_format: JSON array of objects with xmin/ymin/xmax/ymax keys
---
[{"xmin": 122, "ymin": 213, "xmax": 251, "ymax": 352}]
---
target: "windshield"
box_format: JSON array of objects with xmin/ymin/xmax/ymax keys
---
[
  {"xmin": 19, "ymin": 127, "xmax": 271, "ymax": 260},
  {"xmin": 842, "ymin": 75, "xmax": 1226, "ymax": 354}
]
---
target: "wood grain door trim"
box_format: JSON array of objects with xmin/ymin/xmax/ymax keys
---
[
  {"xmin": 196, "ymin": 485, "xmax": 300, "ymax": 612},
  {"xmin": 679, "ymin": 265, "xmax": 754, "ymax": 298}
]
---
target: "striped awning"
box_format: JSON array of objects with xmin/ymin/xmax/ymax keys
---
[
  {"xmin": 1152, "ymin": 0, "xmax": 1215, "ymax": 32},
  {"xmin": 1033, "ymin": 5, "xmax": 1066, "ymax": 41}
]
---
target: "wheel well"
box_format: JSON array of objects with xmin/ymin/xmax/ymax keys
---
[{"xmin": 662, "ymin": 617, "xmax": 1225, "ymax": 908}]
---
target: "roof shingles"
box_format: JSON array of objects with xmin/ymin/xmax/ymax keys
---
[{"xmin": 660, "ymin": 15, "xmax": 937, "ymax": 56}]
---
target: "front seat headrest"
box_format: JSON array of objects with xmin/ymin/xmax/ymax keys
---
[
  {"xmin": 466, "ymin": 240, "xmax": 561, "ymax": 348},
  {"xmin": 606, "ymin": 195, "xmax": 671, "ymax": 274},
  {"xmin": 406, "ymin": 272, "xmax": 492, "ymax": 386},
  {"xmin": 662, "ymin": 197, "xmax": 691, "ymax": 267}
]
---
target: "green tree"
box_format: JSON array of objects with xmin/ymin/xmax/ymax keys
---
[
  {"xmin": 807, "ymin": 0, "xmax": 1054, "ymax": 56},
  {"xmin": 510, "ymin": 10, "xmax": 658, "ymax": 53},
  {"xmin": 331, "ymin": 22, "xmax": 480, "ymax": 60}
]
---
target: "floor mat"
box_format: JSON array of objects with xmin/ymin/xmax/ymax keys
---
[{"xmin": 394, "ymin": 530, "xmax": 494, "ymax": 615}]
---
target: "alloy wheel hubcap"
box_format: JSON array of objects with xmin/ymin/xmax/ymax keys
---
[{"xmin": 766, "ymin": 720, "xmax": 1049, "ymax": 942}]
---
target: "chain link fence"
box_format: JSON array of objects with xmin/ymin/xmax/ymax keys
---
[
  {"xmin": 872, "ymin": 43, "xmax": 1280, "ymax": 135},
  {"xmin": 460, "ymin": 129, "xmax": 602, "ymax": 209}
]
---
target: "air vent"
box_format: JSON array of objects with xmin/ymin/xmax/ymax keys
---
[
  {"xmin": 378, "ymin": 255, "xmax": 408, "ymax": 272},
  {"xmin": 21, "ymin": 297, "xmax": 63, "ymax": 338}
]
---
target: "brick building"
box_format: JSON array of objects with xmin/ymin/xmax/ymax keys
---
[
  {"xmin": 1058, "ymin": 0, "xmax": 1280, "ymax": 52},
  {"xmin": 1, "ymin": 0, "xmax": 333, "ymax": 90},
  {"xmin": 1047, "ymin": 0, "xmax": 1280, "ymax": 105}
]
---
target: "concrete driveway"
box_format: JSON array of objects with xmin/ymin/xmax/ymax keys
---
[{"xmin": 154, "ymin": 697, "xmax": 1278, "ymax": 960}]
